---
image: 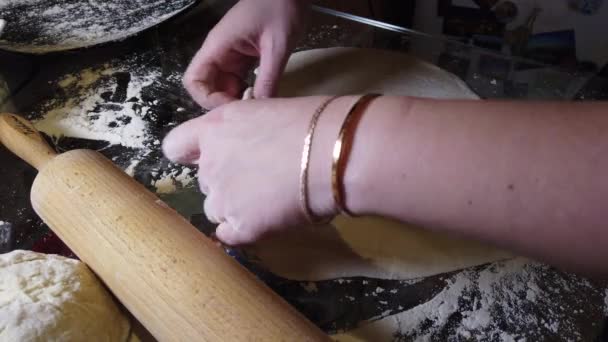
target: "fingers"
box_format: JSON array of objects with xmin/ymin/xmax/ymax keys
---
[
  {"xmin": 183, "ymin": 62, "xmax": 245, "ymax": 110},
  {"xmin": 205, "ymin": 198, "xmax": 258, "ymax": 246},
  {"xmin": 205, "ymin": 194, "xmax": 258, "ymax": 245},
  {"xmin": 215, "ymin": 223, "xmax": 238, "ymax": 245},
  {"xmin": 162, "ymin": 115, "xmax": 207, "ymax": 165},
  {"xmin": 253, "ymin": 36, "xmax": 290, "ymax": 99},
  {"xmin": 215, "ymin": 221, "xmax": 257, "ymax": 246},
  {"xmin": 199, "ymin": 180, "xmax": 210, "ymax": 196},
  {"xmin": 204, "ymin": 194, "xmax": 222, "ymax": 224}
]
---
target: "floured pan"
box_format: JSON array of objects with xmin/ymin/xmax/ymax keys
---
[{"xmin": 0, "ymin": 0, "xmax": 198, "ymax": 54}]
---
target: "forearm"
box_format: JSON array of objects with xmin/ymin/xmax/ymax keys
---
[{"xmin": 345, "ymin": 97, "xmax": 608, "ymax": 275}]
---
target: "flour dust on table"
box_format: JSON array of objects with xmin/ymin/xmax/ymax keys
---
[
  {"xmin": 35, "ymin": 64, "xmax": 156, "ymax": 149},
  {"xmin": 332, "ymin": 259, "xmax": 606, "ymax": 341},
  {"xmin": 0, "ymin": 0, "xmax": 195, "ymax": 53},
  {"xmin": 28, "ymin": 52, "xmax": 199, "ymax": 196},
  {"xmin": 0, "ymin": 220, "xmax": 11, "ymax": 252},
  {"xmin": 604, "ymin": 288, "xmax": 608, "ymax": 315},
  {"xmin": 152, "ymin": 167, "xmax": 196, "ymax": 194}
]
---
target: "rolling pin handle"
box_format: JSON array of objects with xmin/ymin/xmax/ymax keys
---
[{"xmin": 0, "ymin": 113, "xmax": 57, "ymax": 170}]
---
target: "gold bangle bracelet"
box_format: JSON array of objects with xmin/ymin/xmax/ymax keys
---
[
  {"xmin": 332, "ymin": 94, "xmax": 380, "ymax": 217},
  {"xmin": 300, "ymin": 96, "xmax": 339, "ymax": 224}
]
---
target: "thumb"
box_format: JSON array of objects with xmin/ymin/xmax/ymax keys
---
[
  {"xmin": 254, "ymin": 37, "xmax": 290, "ymax": 99},
  {"xmin": 215, "ymin": 222, "xmax": 243, "ymax": 246},
  {"xmin": 162, "ymin": 115, "xmax": 206, "ymax": 165},
  {"xmin": 216, "ymin": 221, "xmax": 260, "ymax": 246}
]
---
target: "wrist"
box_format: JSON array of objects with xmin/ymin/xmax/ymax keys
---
[
  {"xmin": 306, "ymin": 95, "xmax": 412, "ymax": 219},
  {"xmin": 307, "ymin": 96, "xmax": 358, "ymax": 218},
  {"xmin": 342, "ymin": 96, "xmax": 413, "ymax": 216}
]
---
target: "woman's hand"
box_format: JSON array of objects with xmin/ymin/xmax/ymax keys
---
[
  {"xmin": 183, "ymin": 0, "xmax": 308, "ymax": 109},
  {"xmin": 162, "ymin": 97, "xmax": 345, "ymax": 245}
]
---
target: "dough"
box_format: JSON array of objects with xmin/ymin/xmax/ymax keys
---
[
  {"xmin": 247, "ymin": 217, "xmax": 511, "ymax": 281},
  {"xmin": 0, "ymin": 250, "xmax": 131, "ymax": 341},
  {"xmin": 246, "ymin": 48, "xmax": 511, "ymax": 281},
  {"xmin": 277, "ymin": 47, "xmax": 479, "ymax": 99}
]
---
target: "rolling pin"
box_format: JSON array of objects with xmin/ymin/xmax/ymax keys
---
[{"xmin": 0, "ymin": 113, "xmax": 328, "ymax": 341}]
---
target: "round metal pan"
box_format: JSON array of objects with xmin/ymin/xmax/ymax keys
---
[{"xmin": 0, "ymin": 0, "xmax": 199, "ymax": 54}]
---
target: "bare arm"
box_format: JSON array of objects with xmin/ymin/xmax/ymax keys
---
[
  {"xmin": 338, "ymin": 97, "xmax": 608, "ymax": 275},
  {"xmin": 163, "ymin": 95, "xmax": 608, "ymax": 276}
]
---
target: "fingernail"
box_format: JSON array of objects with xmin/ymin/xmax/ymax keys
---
[{"xmin": 162, "ymin": 137, "xmax": 200, "ymax": 164}]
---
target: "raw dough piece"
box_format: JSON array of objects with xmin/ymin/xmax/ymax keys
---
[
  {"xmin": 277, "ymin": 47, "xmax": 479, "ymax": 99},
  {"xmin": 246, "ymin": 48, "xmax": 511, "ymax": 281},
  {"xmin": 248, "ymin": 217, "xmax": 511, "ymax": 281},
  {"xmin": 0, "ymin": 250, "xmax": 131, "ymax": 341},
  {"xmin": 247, "ymin": 216, "xmax": 511, "ymax": 281}
]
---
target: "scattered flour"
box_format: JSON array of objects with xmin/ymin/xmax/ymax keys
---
[
  {"xmin": 27, "ymin": 55, "xmax": 199, "ymax": 197},
  {"xmin": 301, "ymin": 282, "xmax": 318, "ymax": 294},
  {"xmin": 604, "ymin": 288, "xmax": 608, "ymax": 315},
  {"xmin": 334, "ymin": 258, "xmax": 605, "ymax": 341},
  {"xmin": 0, "ymin": 220, "xmax": 12, "ymax": 258},
  {"xmin": 0, "ymin": 0, "xmax": 194, "ymax": 53},
  {"xmin": 152, "ymin": 167, "xmax": 195, "ymax": 194},
  {"xmin": 0, "ymin": 0, "xmax": 39, "ymax": 5},
  {"xmin": 35, "ymin": 65, "xmax": 157, "ymax": 149},
  {"xmin": 124, "ymin": 158, "xmax": 143, "ymax": 177},
  {"xmin": 153, "ymin": 176, "xmax": 177, "ymax": 194},
  {"xmin": 0, "ymin": 19, "xmax": 6, "ymax": 37},
  {"xmin": 174, "ymin": 167, "xmax": 195, "ymax": 188}
]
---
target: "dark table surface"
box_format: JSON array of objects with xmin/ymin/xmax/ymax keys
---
[{"xmin": 1, "ymin": 1, "xmax": 607, "ymax": 341}]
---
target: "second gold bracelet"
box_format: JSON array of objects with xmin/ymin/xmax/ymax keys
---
[
  {"xmin": 300, "ymin": 96, "xmax": 339, "ymax": 224},
  {"xmin": 332, "ymin": 94, "xmax": 380, "ymax": 217}
]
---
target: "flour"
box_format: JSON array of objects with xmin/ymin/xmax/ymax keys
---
[
  {"xmin": 0, "ymin": 221, "xmax": 10, "ymax": 248},
  {"xmin": 0, "ymin": 0, "xmax": 39, "ymax": 5},
  {"xmin": 124, "ymin": 156, "xmax": 148, "ymax": 177},
  {"xmin": 174, "ymin": 167, "xmax": 195, "ymax": 187},
  {"xmin": 301, "ymin": 282, "xmax": 318, "ymax": 294},
  {"xmin": 334, "ymin": 258, "xmax": 605, "ymax": 341},
  {"xmin": 0, "ymin": 19, "xmax": 6, "ymax": 37},
  {"xmin": 152, "ymin": 167, "xmax": 195, "ymax": 194},
  {"xmin": 604, "ymin": 288, "xmax": 608, "ymax": 315},
  {"xmin": 26, "ymin": 54, "xmax": 200, "ymax": 199},
  {"xmin": 35, "ymin": 64, "xmax": 157, "ymax": 149},
  {"xmin": 0, "ymin": 0, "xmax": 194, "ymax": 53},
  {"xmin": 153, "ymin": 176, "xmax": 177, "ymax": 194}
]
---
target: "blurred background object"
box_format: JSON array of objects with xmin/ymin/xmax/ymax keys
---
[{"xmin": 313, "ymin": 0, "xmax": 608, "ymax": 72}]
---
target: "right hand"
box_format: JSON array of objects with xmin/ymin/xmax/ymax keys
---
[
  {"xmin": 163, "ymin": 97, "xmax": 342, "ymax": 245},
  {"xmin": 183, "ymin": 0, "xmax": 308, "ymax": 109}
]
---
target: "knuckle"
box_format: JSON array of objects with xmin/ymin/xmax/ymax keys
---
[
  {"xmin": 263, "ymin": 31, "xmax": 288, "ymax": 50},
  {"xmin": 182, "ymin": 72, "xmax": 196, "ymax": 88},
  {"xmin": 226, "ymin": 216, "xmax": 261, "ymax": 244},
  {"xmin": 182, "ymin": 79, "xmax": 192, "ymax": 92},
  {"xmin": 204, "ymin": 196, "xmax": 222, "ymax": 222},
  {"xmin": 259, "ymin": 78, "xmax": 274, "ymax": 89}
]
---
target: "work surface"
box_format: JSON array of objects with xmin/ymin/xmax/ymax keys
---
[{"xmin": 1, "ymin": 2, "xmax": 607, "ymax": 341}]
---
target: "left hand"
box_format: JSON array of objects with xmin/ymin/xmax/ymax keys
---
[
  {"xmin": 162, "ymin": 97, "xmax": 338, "ymax": 245},
  {"xmin": 182, "ymin": 0, "xmax": 307, "ymax": 109}
]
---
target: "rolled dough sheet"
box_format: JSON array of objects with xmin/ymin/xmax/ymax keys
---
[
  {"xmin": 247, "ymin": 216, "xmax": 511, "ymax": 281},
  {"xmin": 277, "ymin": 47, "xmax": 479, "ymax": 99},
  {"xmin": 246, "ymin": 47, "xmax": 511, "ymax": 281}
]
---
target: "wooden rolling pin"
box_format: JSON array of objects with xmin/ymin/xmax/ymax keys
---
[{"xmin": 0, "ymin": 113, "xmax": 328, "ymax": 341}]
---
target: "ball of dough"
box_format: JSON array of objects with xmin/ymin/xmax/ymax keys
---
[{"xmin": 0, "ymin": 250, "xmax": 131, "ymax": 341}]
